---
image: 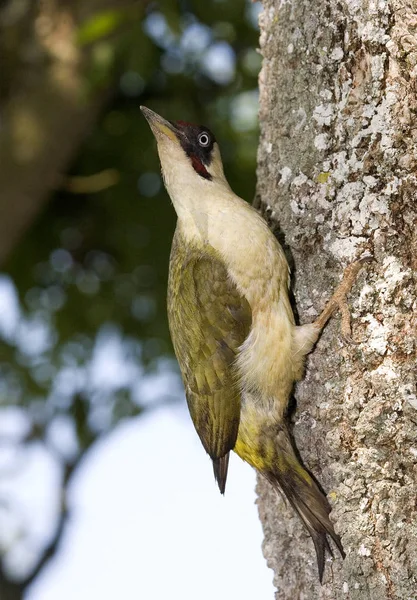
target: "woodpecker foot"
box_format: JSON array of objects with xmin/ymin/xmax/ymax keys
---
[{"xmin": 313, "ymin": 252, "xmax": 373, "ymax": 343}]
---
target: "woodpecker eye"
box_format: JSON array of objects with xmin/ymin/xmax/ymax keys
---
[{"xmin": 198, "ymin": 132, "xmax": 210, "ymax": 147}]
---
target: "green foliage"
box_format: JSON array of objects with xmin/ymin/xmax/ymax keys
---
[
  {"xmin": 0, "ymin": 0, "xmax": 260, "ymax": 583},
  {"xmin": 3, "ymin": 0, "xmax": 260, "ymax": 411},
  {"xmin": 76, "ymin": 9, "xmax": 127, "ymax": 46}
]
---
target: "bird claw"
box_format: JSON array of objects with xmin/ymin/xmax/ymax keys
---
[
  {"xmin": 337, "ymin": 252, "xmax": 373, "ymax": 343},
  {"xmin": 313, "ymin": 251, "xmax": 373, "ymax": 339},
  {"xmin": 358, "ymin": 251, "xmax": 374, "ymax": 265},
  {"xmin": 340, "ymin": 332, "xmax": 359, "ymax": 346}
]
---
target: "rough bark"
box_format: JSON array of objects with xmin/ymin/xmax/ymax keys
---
[{"xmin": 256, "ymin": 1, "xmax": 417, "ymax": 599}]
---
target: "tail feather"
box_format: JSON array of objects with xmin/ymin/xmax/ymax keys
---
[
  {"xmin": 212, "ymin": 453, "xmax": 230, "ymax": 494},
  {"xmin": 281, "ymin": 479, "xmax": 345, "ymax": 582},
  {"xmin": 266, "ymin": 428, "xmax": 345, "ymax": 582}
]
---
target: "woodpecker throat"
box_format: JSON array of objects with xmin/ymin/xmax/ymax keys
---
[{"xmin": 141, "ymin": 105, "xmax": 370, "ymax": 582}]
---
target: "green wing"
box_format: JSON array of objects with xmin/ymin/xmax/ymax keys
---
[{"xmin": 168, "ymin": 229, "xmax": 252, "ymax": 493}]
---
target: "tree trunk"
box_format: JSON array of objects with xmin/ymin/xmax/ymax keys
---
[{"xmin": 255, "ymin": 1, "xmax": 417, "ymax": 599}]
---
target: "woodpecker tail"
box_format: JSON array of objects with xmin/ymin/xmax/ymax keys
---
[
  {"xmin": 212, "ymin": 453, "xmax": 230, "ymax": 494},
  {"xmin": 264, "ymin": 426, "xmax": 345, "ymax": 582}
]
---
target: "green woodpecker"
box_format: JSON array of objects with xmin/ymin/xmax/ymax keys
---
[{"xmin": 141, "ymin": 106, "xmax": 370, "ymax": 581}]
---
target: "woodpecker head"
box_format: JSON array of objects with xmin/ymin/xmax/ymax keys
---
[{"xmin": 140, "ymin": 106, "xmax": 231, "ymax": 211}]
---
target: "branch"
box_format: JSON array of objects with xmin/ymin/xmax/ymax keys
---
[{"xmin": 19, "ymin": 459, "xmax": 78, "ymax": 589}]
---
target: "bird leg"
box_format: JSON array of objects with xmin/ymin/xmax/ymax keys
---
[{"xmin": 313, "ymin": 252, "xmax": 373, "ymax": 343}]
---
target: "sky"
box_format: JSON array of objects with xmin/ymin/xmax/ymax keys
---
[
  {"xmin": 0, "ymin": 276, "xmax": 274, "ymax": 599},
  {"xmin": 26, "ymin": 405, "xmax": 275, "ymax": 600}
]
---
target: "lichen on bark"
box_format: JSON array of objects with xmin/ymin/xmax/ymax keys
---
[{"xmin": 255, "ymin": 1, "xmax": 417, "ymax": 598}]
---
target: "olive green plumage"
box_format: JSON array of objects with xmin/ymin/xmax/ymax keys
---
[
  {"xmin": 140, "ymin": 106, "xmax": 351, "ymax": 582},
  {"xmin": 167, "ymin": 228, "xmax": 343, "ymax": 581},
  {"xmin": 168, "ymin": 228, "xmax": 251, "ymax": 493}
]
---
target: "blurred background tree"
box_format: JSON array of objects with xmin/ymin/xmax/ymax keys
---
[{"xmin": 0, "ymin": 1, "xmax": 262, "ymax": 598}]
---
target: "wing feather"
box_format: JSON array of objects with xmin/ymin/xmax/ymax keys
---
[{"xmin": 168, "ymin": 229, "xmax": 252, "ymax": 492}]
